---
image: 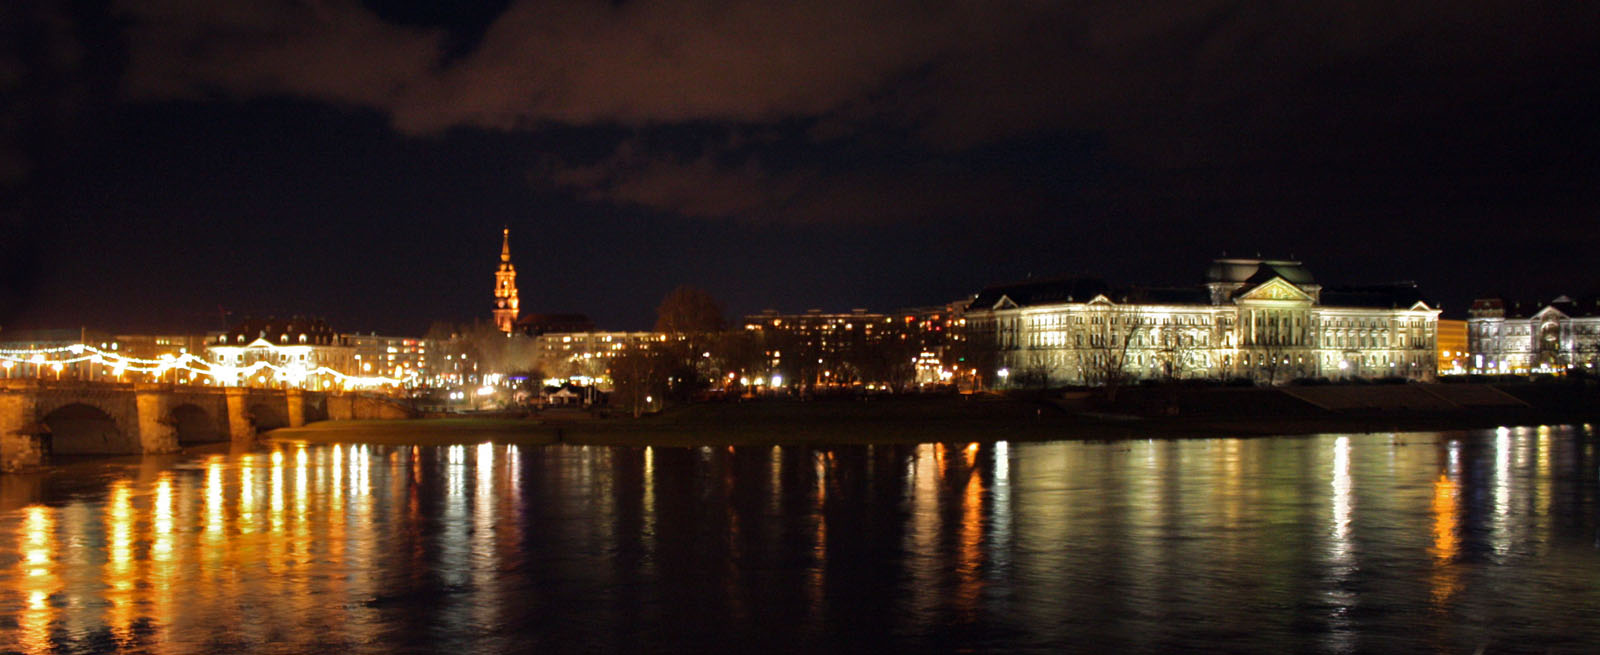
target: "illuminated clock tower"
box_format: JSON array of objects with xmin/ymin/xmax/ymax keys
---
[{"xmin": 492, "ymin": 227, "xmax": 519, "ymax": 333}]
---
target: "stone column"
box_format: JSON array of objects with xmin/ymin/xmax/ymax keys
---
[
  {"xmin": 133, "ymin": 383, "xmax": 178, "ymax": 454},
  {"xmin": 285, "ymin": 388, "xmax": 305, "ymax": 428},
  {"xmin": 0, "ymin": 380, "xmax": 45, "ymax": 472},
  {"xmin": 224, "ymin": 387, "xmax": 254, "ymax": 441}
]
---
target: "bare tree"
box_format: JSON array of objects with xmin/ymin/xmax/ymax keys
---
[
  {"xmin": 608, "ymin": 347, "xmax": 665, "ymax": 418},
  {"xmin": 655, "ymin": 286, "xmax": 725, "ymax": 334},
  {"xmin": 1155, "ymin": 327, "xmax": 1197, "ymax": 382},
  {"xmin": 1083, "ymin": 307, "xmax": 1146, "ymax": 402},
  {"xmin": 1014, "ymin": 350, "xmax": 1054, "ymax": 390},
  {"xmin": 1256, "ymin": 346, "xmax": 1296, "ymax": 385},
  {"xmin": 654, "ymin": 286, "xmax": 726, "ymax": 399}
]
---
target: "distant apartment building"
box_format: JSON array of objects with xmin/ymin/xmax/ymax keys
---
[
  {"xmin": 1467, "ymin": 296, "xmax": 1600, "ymax": 374},
  {"xmin": 534, "ymin": 331, "xmax": 663, "ymax": 358},
  {"xmin": 961, "ymin": 258, "xmax": 1441, "ymax": 387},
  {"xmin": 739, "ymin": 307, "xmax": 973, "ymax": 388},
  {"xmin": 348, "ymin": 334, "xmax": 442, "ymax": 385},
  {"xmin": 885, "ymin": 301, "xmax": 970, "ymax": 384},
  {"xmin": 532, "ymin": 331, "xmax": 664, "ymax": 380},
  {"xmin": 114, "ymin": 333, "xmax": 212, "ymax": 360}
]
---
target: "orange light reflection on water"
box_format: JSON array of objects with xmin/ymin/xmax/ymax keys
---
[
  {"xmin": 955, "ymin": 444, "xmax": 986, "ymax": 619},
  {"xmin": 104, "ymin": 481, "xmax": 135, "ymax": 646},
  {"xmin": 17, "ymin": 504, "xmax": 57, "ymax": 655},
  {"xmin": 1429, "ymin": 461, "xmax": 1461, "ymax": 610}
]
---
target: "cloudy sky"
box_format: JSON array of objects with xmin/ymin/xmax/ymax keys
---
[{"xmin": 4, "ymin": 1, "xmax": 1597, "ymax": 333}]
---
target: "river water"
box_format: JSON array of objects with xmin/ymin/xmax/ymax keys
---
[{"xmin": 1, "ymin": 426, "xmax": 1597, "ymax": 654}]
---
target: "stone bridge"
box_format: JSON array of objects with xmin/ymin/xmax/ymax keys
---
[{"xmin": 0, "ymin": 380, "xmax": 330, "ymax": 472}]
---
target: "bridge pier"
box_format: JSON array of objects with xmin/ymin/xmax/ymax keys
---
[
  {"xmin": 224, "ymin": 387, "xmax": 255, "ymax": 441},
  {"xmin": 286, "ymin": 388, "xmax": 306, "ymax": 428},
  {"xmin": 134, "ymin": 384, "xmax": 180, "ymax": 454},
  {"xmin": 0, "ymin": 381, "xmax": 46, "ymax": 472}
]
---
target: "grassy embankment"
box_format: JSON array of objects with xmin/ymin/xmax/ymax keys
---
[{"xmin": 268, "ymin": 382, "xmax": 1600, "ymax": 447}]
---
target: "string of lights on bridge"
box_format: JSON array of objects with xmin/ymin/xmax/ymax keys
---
[{"xmin": 0, "ymin": 343, "xmax": 412, "ymax": 389}]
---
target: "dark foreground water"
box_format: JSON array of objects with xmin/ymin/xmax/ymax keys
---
[{"xmin": 2, "ymin": 426, "xmax": 1598, "ymax": 654}]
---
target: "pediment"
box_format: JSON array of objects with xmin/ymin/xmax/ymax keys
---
[
  {"xmin": 1086, "ymin": 294, "xmax": 1114, "ymax": 306},
  {"xmin": 1532, "ymin": 305, "xmax": 1569, "ymax": 320},
  {"xmin": 992, "ymin": 295, "xmax": 1018, "ymax": 310},
  {"xmin": 1236, "ymin": 277, "xmax": 1312, "ymax": 303},
  {"xmin": 1409, "ymin": 300, "xmax": 1434, "ymax": 312}
]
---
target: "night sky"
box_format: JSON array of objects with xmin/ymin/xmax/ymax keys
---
[{"xmin": 4, "ymin": 1, "xmax": 1597, "ymax": 335}]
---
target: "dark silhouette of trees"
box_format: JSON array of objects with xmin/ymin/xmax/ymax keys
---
[
  {"xmin": 608, "ymin": 347, "xmax": 665, "ymax": 417},
  {"xmin": 654, "ymin": 286, "xmax": 726, "ymax": 400}
]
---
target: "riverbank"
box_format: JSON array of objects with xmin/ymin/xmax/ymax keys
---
[{"xmin": 267, "ymin": 382, "xmax": 1600, "ymax": 447}]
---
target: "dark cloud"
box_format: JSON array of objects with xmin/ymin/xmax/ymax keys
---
[
  {"xmin": 539, "ymin": 129, "xmax": 1091, "ymax": 225},
  {"xmin": 120, "ymin": 0, "xmax": 442, "ymax": 109},
  {"xmin": 111, "ymin": 1, "xmax": 1600, "ymax": 230}
]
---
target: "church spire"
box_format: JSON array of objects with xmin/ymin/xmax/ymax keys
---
[{"xmin": 493, "ymin": 227, "xmax": 520, "ymax": 333}]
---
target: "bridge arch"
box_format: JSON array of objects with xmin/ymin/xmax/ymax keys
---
[
  {"xmin": 172, "ymin": 403, "xmax": 223, "ymax": 444},
  {"xmin": 43, "ymin": 403, "xmax": 138, "ymax": 455}
]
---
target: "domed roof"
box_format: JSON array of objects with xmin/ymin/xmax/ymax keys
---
[{"xmin": 1205, "ymin": 258, "xmax": 1315, "ymax": 285}]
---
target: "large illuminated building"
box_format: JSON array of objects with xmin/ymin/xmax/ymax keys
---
[
  {"xmin": 962, "ymin": 258, "xmax": 1441, "ymax": 386},
  {"xmin": 493, "ymin": 227, "xmax": 520, "ymax": 333},
  {"xmin": 1467, "ymin": 295, "xmax": 1600, "ymax": 374},
  {"xmin": 208, "ymin": 318, "xmax": 356, "ymax": 388}
]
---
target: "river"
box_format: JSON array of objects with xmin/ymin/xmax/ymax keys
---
[{"xmin": 1, "ymin": 426, "xmax": 1597, "ymax": 653}]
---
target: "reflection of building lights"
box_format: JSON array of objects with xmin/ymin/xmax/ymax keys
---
[{"xmin": 476, "ymin": 386, "xmax": 495, "ymax": 396}]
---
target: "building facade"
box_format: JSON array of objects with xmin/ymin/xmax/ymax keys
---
[
  {"xmin": 208, "ymin": 318, "xmax": 357, "ymax": 388},
  {"xmin": 531, "ymin": 331, "xmax": 666, "ymax": 385},
  {"xmin": 1467, "ymin": 296, "xmax": 1600, "ymax": 374},
  {"xmin": 742, "ymin": 309, "xmax": 908, "ymax": 387},
  {"xmin": 348, "ymin": 334, "xmax": 442, "ymax": 385},
  {"xmin": 963, "ymin": 258, "xmax": 1441, "ymax": 387},
  {"xmin": 1436, "ymin": 319, "xmax": 1468, "ymax": 375}
]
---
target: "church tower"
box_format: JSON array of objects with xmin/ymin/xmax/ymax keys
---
[{"xmin": 492, "ymin": 227, "xmax": 519, "ymax": 333}]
